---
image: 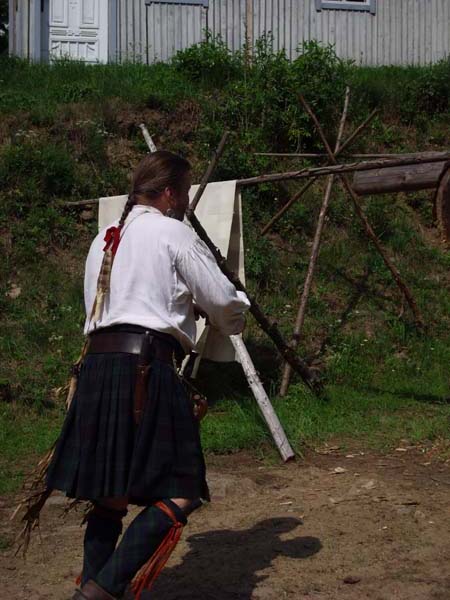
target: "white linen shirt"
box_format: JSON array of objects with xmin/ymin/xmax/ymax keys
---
[{"xmin": 84, "ymin": 205, "xmax": 250, "ymax": 351}]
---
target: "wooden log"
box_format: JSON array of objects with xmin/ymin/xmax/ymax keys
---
[
  {"xmin": 353, "ymin": 161, "xmax": 447, "ymax": 195},
  {"xmin": 280, "ymin": 86, "xmax": 351, "ymax": 397},
  {"xmin": 299, "ymin": 94, "xmax": 425, "ymax": 329},
  {"xmin": 237, "ymin": 152, "xmax": 450, "ymax": 188},
  {"xmin": 230, "ymin": 335, "xmax": 295, "ymax": 462},
  {"xmin": 63, "ymin": 153, "xmax": 450, "ymax": 210},
  {"xmin": 435, "ymin": 164, "xmax": 450, "ymax": 244}
]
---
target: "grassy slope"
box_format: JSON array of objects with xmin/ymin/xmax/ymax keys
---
[{"xmin": 1, "ymin": 48, "xmax": 450, "ymax": 492}]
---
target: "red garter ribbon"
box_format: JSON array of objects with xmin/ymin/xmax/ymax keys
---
[
  {"xmin": 131, "ymin": 501, "xmax": 184, "ymax": 599},
  {"xmin": 103, "ymin": 225, "xmax": 122, "ymax": 256}
]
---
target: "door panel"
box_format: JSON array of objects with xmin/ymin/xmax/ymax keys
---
[
  {"xmin": 50, "ymin": 0, "xmax": 68, "ymax": 27},
  {"xmin": 80, "ymin": 0, "xmax": 99, "ymax": 28},
  {"xmin": 48, "ymin": 0, "xmax": 108, "ymax": 63}
]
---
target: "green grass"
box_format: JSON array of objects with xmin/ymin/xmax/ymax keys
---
[
  {"xmin": 200, "ymin": 333, "xmax": 450, "ymax": 456},
  {"xmin": 1, "ymin": 46, "xmax": 450, "ymax": 494},
  {"xmin": 2, "ymin": 365, "xmax": 448, "ymax": 494},
  {"xmin": 0, "ymin": 57, "xmax": 196, "ymax": 116},
  {"xmin": 0, "ymin": 405, "xmax": 63, "ymax": 494}
]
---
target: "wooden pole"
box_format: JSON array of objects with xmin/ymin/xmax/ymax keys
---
[
  {"xmin": 189, "ymin": 132, "xmax": 229, "ymax": 211},
  {"xmin": 237, "ymin": 152, "xmax": 450, "ymax": 188},
  {"xmin": 298, "ymin": 94, "xmax": 424, "ymax": 329},
  {"xmin": 435, "ymin": 166, "xmax": 450, "ymax": 244},
  {"xmin": 63, "ymin": 153, "xmax": 450, "ymax": 210},
  {"xmin": 187, "ymin": 210, "xmax": 323, "ymax": 394},
  {"xmin": 335, "ymin": 108, "xmax": 378, "ymax": 156},
  {"xmin": 280, "ymin": 87, "xmax": 351, "ymax": 396},
  {"xmin": 230, "ymin": 335, "xmax": 295, "ymax": 461},
  {"xmin": 186, "ymin": 143, "xmax": 318, "ymax": 395},
  {"xmin": 139, "ymin": 123, "xmax": 157, "ymax": 153},
  {"xmin": 187, "ymin": 136, "xmax": 299, "ymax": 459},
  {"xmin": 260, "ymin": 107, "xmax": 377, "ymax": 236},
  {"xmin": 254, "ymin": 152, "xmax": 419, "ymax": 159},
  {"xmin": 59, "ymin": 198, "xmax": 99, "ymax": 207}
]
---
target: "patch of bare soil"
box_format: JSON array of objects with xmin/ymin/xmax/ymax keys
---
[{"xmin": 1, "ymin": 448, "xmax": 449, "ymax": 600}]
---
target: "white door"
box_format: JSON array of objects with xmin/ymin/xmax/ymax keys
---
[{"xmin": 48, "ymin": 0, "xmax": 108, "ymax": 63}]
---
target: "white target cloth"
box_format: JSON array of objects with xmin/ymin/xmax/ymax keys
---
[{"xmin": 98, "ymin": 181, "xmax": 246, "ymax": 361}]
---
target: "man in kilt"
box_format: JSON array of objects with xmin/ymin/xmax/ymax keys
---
[{"xmin": 46, "ymin": 151, "xmax": 250, "ymax": 599}]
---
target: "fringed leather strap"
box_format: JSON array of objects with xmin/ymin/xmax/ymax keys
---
[{"xmin": 131, "ymin": 501, "xmax": 184, "ymax": 599}]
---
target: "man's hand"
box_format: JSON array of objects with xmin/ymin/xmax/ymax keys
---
[{"xmin": 193, "ymin": 305, "xmax": 208, "ymax": 322}]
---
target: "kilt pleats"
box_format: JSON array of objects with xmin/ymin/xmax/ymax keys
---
[{"xmin": 46, "ymin": 352, "xmax": 209, "ymax": 504}]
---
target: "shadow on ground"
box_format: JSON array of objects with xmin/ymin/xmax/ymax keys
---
[
  {"xmin": 355, "ymin": 384, "xmax": 450, "ymax": 405},
  {"xmin": 145, "ymin": 517, "xmax": 321, "ymax": 599},
  {"xmin": 197, "ymin": 338, "xmax": 282, "ymax": 405}
]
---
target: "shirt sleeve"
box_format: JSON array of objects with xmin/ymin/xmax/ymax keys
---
[{"xmin": 176, "ymin": 236, "xmax": 251, "ymax": 336}]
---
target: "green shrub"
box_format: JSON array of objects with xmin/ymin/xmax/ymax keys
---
[
  {"xmin": 173, "ymin": 32, "xmax": 239, "ymax": 85},
  {"xmin": 414, "ymin": 56, "xmax": 450, "ymax": 113},
  {"xmin": 0, "ymin": 141, "xmax": 76, "ymax": 197},
  {"xmin": 291, "ymin": 41, "xmax": 351, "ymax": 145},
  {"xmin": 55, "ymin": 81, "xmax": 101, "ymax": 103}
]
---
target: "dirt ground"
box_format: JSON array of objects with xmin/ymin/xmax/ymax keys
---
[{"xmin": 1, "ymin": 445, "xmax": 449, "ymax": 600}]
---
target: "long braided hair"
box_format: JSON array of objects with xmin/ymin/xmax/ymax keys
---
[{"xmin": 91, "ymin": 151, "xmax": 191, "ymax": 325}]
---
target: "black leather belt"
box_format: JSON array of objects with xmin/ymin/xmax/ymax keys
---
[{"xmin": 87, "ymin": 331, "xmax": 177, "ymax": 364}]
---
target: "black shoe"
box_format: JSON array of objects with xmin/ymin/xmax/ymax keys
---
[{"xmin": 72, "ymin": 580, "xmax": 117, "ymax": 599}]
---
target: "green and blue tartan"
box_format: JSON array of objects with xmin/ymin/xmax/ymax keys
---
[{"xmin": 46, "ymin": 351, "xmax": 209, "ymax": 504}]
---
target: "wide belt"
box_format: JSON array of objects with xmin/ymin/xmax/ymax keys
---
[
  {"xmin": 87, "ymin": 330, "xmax": 180, "ymax": 426},
  {"xmin": 87, "ymin": 331, "xmax": 177, "ymax": 364}
]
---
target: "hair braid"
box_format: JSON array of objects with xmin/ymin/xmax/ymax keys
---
[{"xmin": 118, "ymin": 193, "xmax": 136, "ymax": 229}]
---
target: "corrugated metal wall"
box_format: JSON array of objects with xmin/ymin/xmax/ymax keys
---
[
  {"xmin": 113, "ymin": 0, "xmax": 450, "ymax": 65},
  {"xmin": 9, "ymin": 0, "xmax": 450, "ymax": 66},
  {"xmin": 113, "ymin": 0, "xmax": 207, "ymax": 62},
  {"xmin": 247, "ymin": 0, "xmax": 450, "ymax": 64}
]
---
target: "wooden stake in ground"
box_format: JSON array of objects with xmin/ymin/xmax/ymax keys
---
[
  {"xmin": 188, "ymin": 209, "xmax": 322, "ymax": 394},
  {"xmin": 260, "ymin": 109, "xmax": 378, "ymax": 236},
  {"xmin": 139, "ymin": 123, "xmax": 157, "ymax": 153},
  {"xmin": 190, "ymin": 132, "xmax": 229, "ymax": 211},
  {"xmin": 298, "ymin": 94, "xmax": 424, "ymax": 329},
  {"xmin": 185, "ymin": 136, "xmax": 296, "ymax": 460},
  {"xmin": 280, "ymin": 86, "xmax": 351, "ymax": 396},
  {"xmin": 230, "ymin": 335, "xmax": 295, "ymax": 461}
]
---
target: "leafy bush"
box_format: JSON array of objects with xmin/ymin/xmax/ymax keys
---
[
  {"xmin": 350, "ymin": 57, "xmax": 450, "ymax": 122},
  {"xmin": 414, "ymin": 56, "xmax": 450, "ymax": 113},
  {"xmin": 291, "ymin": 41, "xmax": 351, "ymax": 144},
  {"xmin": 173, "ymin": 32, "xmax": 239, "ymax": 85}
]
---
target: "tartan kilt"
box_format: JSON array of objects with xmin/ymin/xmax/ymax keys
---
[{"xmin": 46, "ymin": 351, "xmax": 210, "ymax": 505}]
